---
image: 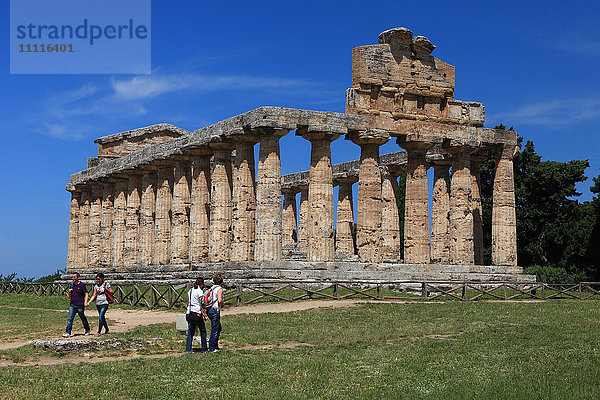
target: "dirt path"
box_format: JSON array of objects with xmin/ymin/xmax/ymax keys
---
[{"xmin": 0, "ymin": 299, "xmax": 392, "ymax": 352}]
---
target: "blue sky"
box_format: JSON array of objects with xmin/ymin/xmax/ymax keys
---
[{"xmin": 1, "ymin": 0, "xmax": 599, "ymax": 278}]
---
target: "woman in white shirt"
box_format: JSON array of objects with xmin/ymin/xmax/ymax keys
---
[
  {"xmin": 85, "ymin": 272, "xmax": 113, "ymax": 336},
  {"xmin": 207, "ymin": 273, "xmax": 224, "ymax": 352},
  {"xmin": 185, "ymin": 277, "xmax": 207, "ymax": 353}
]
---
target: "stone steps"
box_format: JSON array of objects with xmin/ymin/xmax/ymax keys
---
[
  {"xmin": 71, "ymin": 261, "xmax": 522, "ymax": 275},
  {"xmin": 68, "ymin": 261, "xmax": 534, "ymax": 286}
]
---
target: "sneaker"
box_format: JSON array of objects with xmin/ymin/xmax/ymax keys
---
[
  {"xmin": 62, "ymin": 333, "xmax": 71, "ymax": 338},
  {"xmin": 84, "ymin": 331, "xmax": 91, "ymax": 336},
  {"xmin": 210, "ymin": 349, "xmax": 220, "ymax": 353}
]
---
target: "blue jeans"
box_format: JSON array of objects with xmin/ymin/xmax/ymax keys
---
[
  {"xmin": 186, "ymin": 315, "xmax": 207, "ymax": 353},
  {"xmin": 97, "ymin": 304, "xmax": 109, "ymax": 333},
  {"xmin": 66, "ymin": 305, "xmax": 90, "ymax": 334},
  {"xmin": 207, "ymin": 308, "xmax": 222, "ymax": 351}
]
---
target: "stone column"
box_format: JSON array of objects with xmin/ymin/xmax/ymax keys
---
[
  {"xmin": 171, "ymin": 160, "xmax": 191, "ymax": 265},
  {"xmin": 255, "ymin": 129, "xmax": 288, "ymax": 261},
  {"xmin": 301, "ymin": 130, "xmax": 340, "ymax": 262},
  {"xmin": 356, "ymin": 141, "xmax": 384, "ymax": 262},
  {"xmin": 189, "ymin": 153, "xmax": 211, "ymax": 263},
  {"xmin": 448, "ymin": 147, "xmax": 474, "ymax": 265},
  {"xmin": 282, "ymin": 189, "xmax": 298, "ymax": 245},
  {"xmin": 124, "ymin": 175, "xmax": 142, "ymax": 267},
  {"xmin": 88, "ymin": 186, "xmax": 102, "ymax": 269},
  {"xmin": 471, "ymin": 153, "xmax": 485, "ymax": 265},
  {"xmin": 297, "ymin": 186, "xmax": 309, "ymax": 251},
  {"xmin": 492, "ymin": 144, "xmax": 518, "ymax": 266},
  {"xmin": 154, "ymin": 165, "xmax": 174, "ymax": 265},
  {"xmin": 209, "ymin": 144, "xmax": 234, "ymax": 262},
  {"xmin": 397, "ymin": 140, "xmax": 434, "ymax": 264},
  {"xmin": 66, "ymin": 190, "xmax": 80, "ymax": 271},
  {"xmin": 139, "ymin": 171, "xmax": 156, "ymax": 266},
  {"xmin": 335, "ymin": 179, "xmax": 356, "ymax": 255},
  {"xmin": 232, "ymin": 138, "xmax": 257, "ymax": 261},
  {"xmin": 380, "ymin": 169, "xmax": 401, "ymax": 260},
  {"xmin": 111, "ymin": 180, "xmax": 128, "ymax": 268},
  {"xmin": 77, "ymin": 189, "xmax": 90, "ymax": 270},
  {"xmin": 100, "ymin": 184, "xmax": 114, "ymax": 268},
  {"xmin": 431, "ymin": 162, "xmax": 451, "ymax": 264}
]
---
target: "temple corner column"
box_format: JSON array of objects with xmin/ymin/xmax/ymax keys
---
[{"xmin": 492, "ymin": 143, "xmax": 518, "ymax": 267}]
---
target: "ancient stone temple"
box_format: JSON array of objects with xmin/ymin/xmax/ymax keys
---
[{"xmin": 65, "ymin": 28, "xmax": 531, "ymax": 284}]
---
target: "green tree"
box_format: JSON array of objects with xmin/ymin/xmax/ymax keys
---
[
  {"xmin": 583, "ymin": 171, "xmax": 600, "ymax": 280},
  {"xmin": 480, "ymin": 126, "xmax": 594, "ymax": 281}
]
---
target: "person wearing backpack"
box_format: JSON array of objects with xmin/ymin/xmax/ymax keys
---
[
  {"xmin": 85, "ymin": 272, "xmax": 113, "ymax": 336},
  {"xmin": 206, "ymin": 273, "xmax": 224, "ymax": 352},
  {"xmin": 185, "ymin": 277, "xmax": 208, "ymax": 353}
]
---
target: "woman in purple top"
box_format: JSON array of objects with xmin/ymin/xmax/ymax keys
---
[{"xmin": 63, "ymin": 272, "xmax": 90, "ymax": 337}]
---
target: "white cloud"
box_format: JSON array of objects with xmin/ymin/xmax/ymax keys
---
[
  {"xmin": 28, "ymin": 71, "xmax": 325, "ymax": 140},
  {"xmin": 110, "ymin": 74, "xmax": 312, "ymax": 100},
  {"xmin": 491, "ymin": 97, "xmax": 600, "ymax": 127}
]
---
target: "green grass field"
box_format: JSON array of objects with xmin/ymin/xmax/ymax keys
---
[{"xmin": 0, "ymin": 293, "xmax": 599, "ymax": 399}]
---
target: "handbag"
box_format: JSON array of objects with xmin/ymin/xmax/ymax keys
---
[
  {"xmin": 104, "ymin": 286, "xmax": 114, "ymax": 304},
  {"xmin": 186, "ymin": 312, "xmax": 202, "ymax": 323}
]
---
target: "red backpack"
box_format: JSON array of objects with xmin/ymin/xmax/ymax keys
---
[{"xmin": 200, "ymin": 287, "xmax": 216, "ymax": 310}]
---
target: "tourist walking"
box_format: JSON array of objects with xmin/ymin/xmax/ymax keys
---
[
  {"xmin": 85, "ymin": 273, "xmax": 113, "ymax": 336},
  {"xmin": 186, "ymin": 277, "xmax": 207, "ymax": 353},
  {"xmin": 63, "ymin": 272, "xmax": 90, "ymax": 337},
  {"xmin": 206, "ymin": 273, "xmax": 224, "ymax": 352}
]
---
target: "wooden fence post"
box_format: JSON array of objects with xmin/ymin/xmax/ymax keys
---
[{"xmin": 236, "ymin": 284, "xmax": 242, "ymax": 306}]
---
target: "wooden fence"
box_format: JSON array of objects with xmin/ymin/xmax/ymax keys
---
[{"xmin": 1, "ymin": 280, "xmax": 599, "ymax": 309}]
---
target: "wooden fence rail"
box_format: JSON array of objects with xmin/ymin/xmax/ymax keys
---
[{"xmin": 1, "ymin": 281, "xmax": 599, "ymax": 309}]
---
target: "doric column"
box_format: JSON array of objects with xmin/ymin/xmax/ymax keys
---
[
  {"xmin": 297, "ymin": 186, "xmax": 309, "ymax": 251},
  {"xmin": 232, "ymin": 136, "xmax": 258, "ymax": 261},
  {"xmin": 396, "ymin": 139, "xmax": 435, "ymax": 264},
  {"xmin": 77, "ymin": 189, "xmax": 90, "ymax": 270},
  {"xmin": 154, "ymin": 164, "xmax": 174, "ymax": 265},
  {"xmin": 171, "ymin": 160, "xmax": 191, "ymax": 265},
  {"xmin": 349, "ymin": 130, "xmax": 390, "ymax": 262},
  {"xmin": 335, "ymin": 178, "xmax": 356, "ymax": 255},
  {"xmin": 66, "ymin": 190, "xmax": 80, "ymax": 271},
  {"xmin": 255, "ymin": 129, "xmax": 289, "ymax": 261},
  {"xmin": 492, "ymin": 143, "xmax": 518, "ymax": 266},
  {"xmin": 447, "ymin": 147, "xmax": 474, "ymax": 265},
  {"xmin": 380, "ymin": 168, "xmax": 401, "ymax": 260},
  {"xmin": 111, "ymin": 180, "xmax": 128, "ymax": 267},
  {"xmin": 189, "ymin": 153, "xmax": 211, "ymax": 263},
  {"xmin": 139, "ymin": 171, "xmax": 157, "ymax": 266},
  {"xmin": 431, "ymin": 161, "xmax": 451, "ymax": 264},
  {"xmin": 300, "ymin": 129, "xmax": 340, "ymax": 262},
  {"xmin": 282, "ymin": 189, "xmax": 298, "ymax": 245},
  {"xmin": 100, "ymin": 183, "xmax": 114, "ymax": 268},
  {"xmin": 88, "ymin": 186, "xmax": 102, "ymax": 269},
  {"xmin": 471, "ymin": 152, "xmax": 486, "ymax": 265},
  {"xmin": 209, "ymin": 144, "xmax": 234, "ymax": 262},
  {"xmin": 124, "ymin": 175, "xmax": 142, "ymax": 267}
]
